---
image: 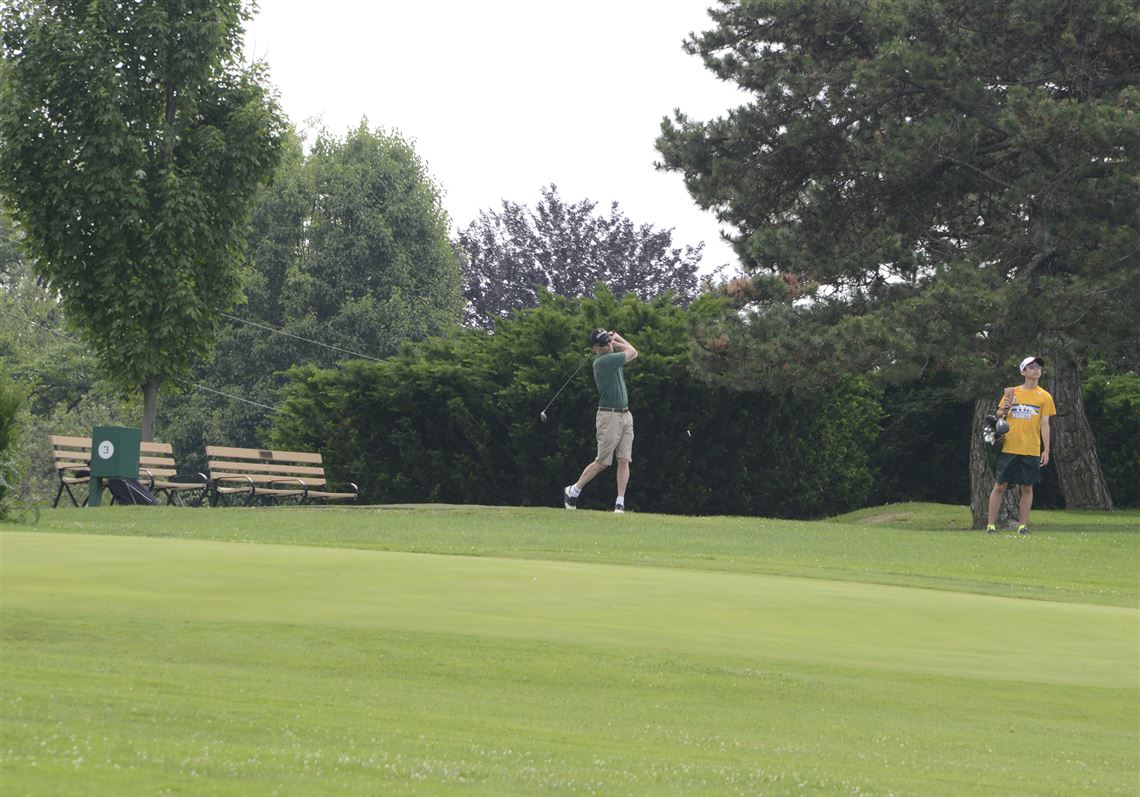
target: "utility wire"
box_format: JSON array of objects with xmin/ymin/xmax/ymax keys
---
[
  {"xmin": 1, "ymin": 233, "xmax": 381, "ymax": 362},
  {"xmin": 0, "ymin": 306, "xmax": 77, "ymax": 345},
  {"xmin": 220, "ymin": 313, "xmax": 383, "ymax": 362},
  {"xmin": 189, "ymin": 382, "xmax": 277, "ymax": 411},
  {"xmin": 2, "ymin": 234, "xmax": 375, "ymax": 405},
  {"xmin": 0, "ymin": 306, "xmax": 279, "ymax": 412}
]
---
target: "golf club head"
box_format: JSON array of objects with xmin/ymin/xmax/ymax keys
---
[{"xmin": 540, "ymin": 411, "xmax": 548, "ymax": 423}]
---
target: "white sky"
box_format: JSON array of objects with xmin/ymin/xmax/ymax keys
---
[{"xmin": 244, "ymin": 1, "xmax": 746, "ymax": 274}]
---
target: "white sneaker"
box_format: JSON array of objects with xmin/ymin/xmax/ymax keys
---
[
  {"xmin": 563, "ymin": 486, "xmax": 578, "ymax": 510},
  {"xmin": 614, "ymin": 503, "xmax": 625, "ymax": 514}
]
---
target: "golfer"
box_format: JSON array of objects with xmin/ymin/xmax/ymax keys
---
[
  {"xmin": 986, "ymin": 355, "xmax": 1056, "ymax": 534},
  {"xmin": 564, "ymin": 328, "xmax": 638, "ymax": 513}
]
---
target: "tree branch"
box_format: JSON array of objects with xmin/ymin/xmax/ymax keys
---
[{"xmin": 941, "ymin": 157, "xmax": 1018, "ymax": 192}]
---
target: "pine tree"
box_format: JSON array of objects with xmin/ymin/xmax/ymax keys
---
[{"xmin": 657, "ymin": 0, "xmax": 1138, "ymax": 517}]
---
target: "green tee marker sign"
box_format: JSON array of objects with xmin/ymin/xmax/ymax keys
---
[{"xmin": 88, "ymin": 426, "xmax": 141, "ymax": 506}]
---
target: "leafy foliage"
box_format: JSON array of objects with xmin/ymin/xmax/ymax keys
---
[
  {"xmin": 0, "ymin": 0, "xmax": 286, "ymax": 436},
  {"xmin": 658, "ymin": 0, "xmax": 1140, "ymax": 392},
  {"xmin": 1083, "ymin": 362, "xmax": 1140, "ymax": 508},
  {"xmin": 0, "ymin": 222, "xmax": 140, "ymax": 504},
  {"xmin": 868, "ymin": 368, "xmax": 974, "ymax": 505},
  {"xmin": 457, "ymin": 185, "xmax": 702, "ymax": 330},
  {"xmin": 0, "ymin": 220, "xmax": 105, "ymax": 416},
  {"xmin": 282, "ymin": 122, "xmax": 463, "ymax": 352},
  {"xmin": 0, "ymin": 242, "xmax": 140, "ymax": 503},
  {"xmin": 155, "ymin": 123, "xmax": 464, "ymax": 471},
  {"xmin": 0, "ymin": 362, "xmax": 22, "ymax": 517},
  {"xmin": 273, "ymin": 290, "xmax": 880, "ymax": 518}
]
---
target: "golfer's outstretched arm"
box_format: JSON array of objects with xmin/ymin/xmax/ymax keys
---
[{"xmin": 610, "ymin": 332, "xmax": 638, "ymax": 363}]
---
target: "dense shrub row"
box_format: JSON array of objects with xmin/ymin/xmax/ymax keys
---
[
  {"xmin": 5, "ymin": 288, "xmax": 1134, "ymax": 516},
  {"xmin": 272, "ymin": 292, "xmax": 881, "ymax": 518}
]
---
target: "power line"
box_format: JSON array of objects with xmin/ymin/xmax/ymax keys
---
[
  {"xmin": 2, "ymin": 232, "xmax": 383, "ymax": 361},
  {"xmin": 0, "ymin": 305, "xmax": 77, "ymax": 345},
  {"xmin": 189, "ymin": 382, "xmax": 277, "ymax": 411},
  {"xmin": 0, "ymin": 306, "xmax": 280, "ymax": 412},
  {"xmin": 220, "ymin": 313, "xmax": 383, "ymax": 362}
]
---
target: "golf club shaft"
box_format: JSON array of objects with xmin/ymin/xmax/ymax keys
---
[{"xmin": 541, "ymin": 353, "xmax": 592, "ymax": 415}]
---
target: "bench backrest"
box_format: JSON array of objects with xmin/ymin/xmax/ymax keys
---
[
  {"xmin": 205, "ymin": 445, "xmax": 329, "ymax": 487},
  {"xmin": 50, "ymin": 435, "xmax": 181, "ymax": 479}
]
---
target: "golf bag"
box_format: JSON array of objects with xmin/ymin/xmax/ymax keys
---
[
  {"xmin": 106, "ymin": 478, "xmax": 157, "ymax": 506},
  {"xmin": 982, "ymin": 387, "xmax": 1017, "ymax": 449}
]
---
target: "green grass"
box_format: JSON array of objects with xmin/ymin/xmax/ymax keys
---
[
  {"xmin": 19, "ymin": 502, "xmax": 1140, "ymax": 606},
  {"xmin": 2, "ymin": 503, "xmax": 1137, "ymax": 795}
]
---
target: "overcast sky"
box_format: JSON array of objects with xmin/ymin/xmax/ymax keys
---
[{"xmin": 244, "ymin": 1, "xmax": 746, "ymax": 274}]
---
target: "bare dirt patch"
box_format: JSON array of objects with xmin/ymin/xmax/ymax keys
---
[{"xmin": 858, "ymin": 512, "xmax": 915, "ymax": 524}]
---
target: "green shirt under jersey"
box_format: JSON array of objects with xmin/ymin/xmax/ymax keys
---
[{"xmin": 593, "ymin": 352, "xmax": 628, "ymax": 409}]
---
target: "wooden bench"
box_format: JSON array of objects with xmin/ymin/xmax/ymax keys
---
[
  {"xmin": 205, "ymin": 446, "xmax": 359, "ymax": 506},
  {"xmin": 50, "ymin": 435, "xmax": 208, "ymax": 507}
]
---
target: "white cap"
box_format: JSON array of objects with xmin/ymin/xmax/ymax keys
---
[{"xmin": 1019, "ymin": 356, "xmax": 1044, "ymax": 373}]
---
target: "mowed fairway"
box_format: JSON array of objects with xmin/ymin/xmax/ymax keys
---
[{"xmin": 2, "ymin": 506, "xmax": 1137, "ymax": 795}]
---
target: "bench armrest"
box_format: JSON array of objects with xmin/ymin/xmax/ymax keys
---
[
  {"xmin": 241, "ymin": 476, "xmax": 306, "ymax": 500},
  {"xmin": 212, "ymin": 474, "xmax": 255, "ymax": 489},
  {"xmin": 273, "ymin": 477, "xmax": 307, "ymax": 494},
  {"xmin": 325, "ymin": 481, "xmax": 360, "ymax": 497}
]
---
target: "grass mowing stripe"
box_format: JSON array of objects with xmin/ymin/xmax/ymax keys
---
[
  {"xmin": 3, "ymin": 532, "xmax": 1135, "ymax": 690},
  {"xmin": 21, "ymin": 504, "xmax": 1140, "ymax": 607}
]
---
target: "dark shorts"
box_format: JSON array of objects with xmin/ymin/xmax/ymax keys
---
[{"xmin": 995, "ymin": 453, "xmax": 1041, "ymax": 486}]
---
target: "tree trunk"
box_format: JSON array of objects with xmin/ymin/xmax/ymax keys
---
[
  {"xmin": 142, "ymin": 378, "xmax": 159, "ymax": 442},
  {"xmin": 1047, "ymin": 357, "xmax": 1113, "ymax": 510},
  {"xmin": 969, "ymin": 399, "xmax": 1020, "ymax": 529}
]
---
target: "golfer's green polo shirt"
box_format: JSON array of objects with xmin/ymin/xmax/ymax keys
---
[{"xmin": 593, "ymin": 352, "xmax": 628, "ymax": 409}]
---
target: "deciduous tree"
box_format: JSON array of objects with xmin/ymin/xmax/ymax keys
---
[
  {"xmin": 457, "ymin": 185, "xmax": 703, "ymax": 330},
  {"xmin": 156, "ymin": 122, "xmax": 463, "ymax": 467},
  {"xmin": 0, "ymin": 0, "xmax": 285, "ymax": 439},
  {"xmin": 284, "ymin": 122, "xmax": 463, "ymax": 353}
]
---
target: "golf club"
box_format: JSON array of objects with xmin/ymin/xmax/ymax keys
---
[{"xmin": 539, "ymin": 352, "xmax": 593, "ymax": 422}]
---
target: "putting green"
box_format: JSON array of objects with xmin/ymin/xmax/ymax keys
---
[{"xmin": 4, "ymin": 531, "xmax": 1133, "ymax": 689}]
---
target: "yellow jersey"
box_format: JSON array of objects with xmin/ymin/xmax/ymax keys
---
[{"xmin": 1000, "ymin": 385, "xmax": 1056, "ymax": 457}]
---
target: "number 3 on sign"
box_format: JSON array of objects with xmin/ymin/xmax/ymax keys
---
[{"xmin": 98, "ymin": 441, "xmax": 115, "ymax": 459}]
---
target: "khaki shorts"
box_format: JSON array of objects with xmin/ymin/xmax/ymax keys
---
[{"xmin": 595, "ymin": 409, "xmax": 634, "ymax": 465}]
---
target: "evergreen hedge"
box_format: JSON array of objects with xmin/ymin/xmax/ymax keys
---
[{"xmin": 273, "ymin": 291, "xmax": 880, "ymax": 518}]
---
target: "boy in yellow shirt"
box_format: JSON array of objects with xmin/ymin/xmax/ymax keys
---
[{"xmin": 986, "ymin": 356, "xmax": 1056, "ymax": 534}]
